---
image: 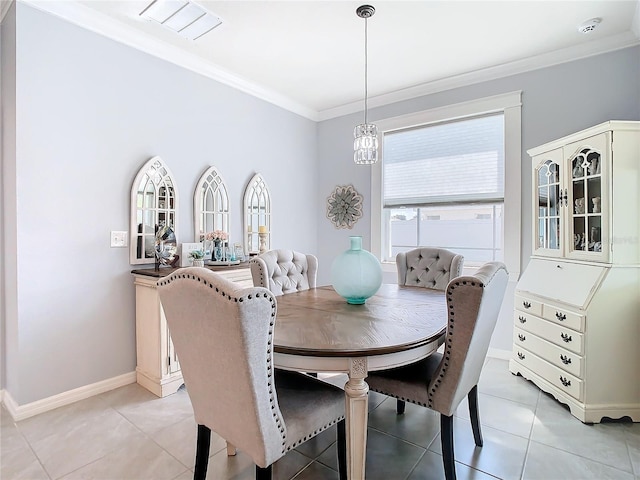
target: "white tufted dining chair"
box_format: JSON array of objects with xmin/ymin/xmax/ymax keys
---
[
  {"xmin": 396, "ymin": 247, "xmax": 464, "ymax": 291},
  {"xmin": 157, "ymin": 268, "xmax": 346, "ymax": 480},
  {"xmin": 366, "ymin": 262, "xmax": 509, "ymax": 480},
  {"xmin": 250, "ymin": 249, "xmax": 318, "ymax": 296}
]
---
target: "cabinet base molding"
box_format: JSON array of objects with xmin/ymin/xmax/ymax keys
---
[
  {"xmin": 509, "ymin": 361, "xmax": 639, "ymax": 423},
  {"xmin": 136, "ymin": 368, "xmax": 184, "ymax": 398}
]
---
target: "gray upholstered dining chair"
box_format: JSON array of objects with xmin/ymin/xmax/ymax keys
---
[
  {"xmin": 250, "ymin": 249, "xmax": 320, "ymax": 378},
  {"xmin": 157, "ymin": 267, "xmax": 346, "ymax": 480},
  {"xmin": 366, "ymin": 262, "xmax": 508, "ymax": 480},
  {"xmin": 396, "ymin": 247, "xmax": 464, "ymax": 290},
  {"xmin": 250, "ymin": 249, "xmax": 318, "ymax": 296},
  {"xmin": 394, "ymin": 246, "xmax": 464, "ymax": 414}
]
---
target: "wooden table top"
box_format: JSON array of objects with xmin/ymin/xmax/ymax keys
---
[{"xmin": 273, "ymin": 285, "xmax": 447, "ymax": 357}]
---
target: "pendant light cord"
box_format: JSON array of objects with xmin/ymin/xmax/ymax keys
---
[{"xmin": 364, "ymin": 16, "xmax": 369, "ymax": 125}]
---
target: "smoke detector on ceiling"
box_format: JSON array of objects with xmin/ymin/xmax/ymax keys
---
[{"xmin": 578, "ymin": 18, "xmax": 602, "ymax": 34}]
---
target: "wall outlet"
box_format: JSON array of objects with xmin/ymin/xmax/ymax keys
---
[{"xmin": 111, "ymin": 231, "xmax": 128, "ymax": 247}]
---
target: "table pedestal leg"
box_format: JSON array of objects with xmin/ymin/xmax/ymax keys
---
[{"xmin": 345, "ymin": 358, "xmax": 368, "ymax": 480}]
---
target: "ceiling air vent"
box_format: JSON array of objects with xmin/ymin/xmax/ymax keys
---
[{"xmin": 139, "ymin": 0, "xmax": 222, "ymax": 41}]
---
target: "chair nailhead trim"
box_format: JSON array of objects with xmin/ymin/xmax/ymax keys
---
[
  {"xmin": 159, "ymin": 270, "xmax": 286, "ymax": 450},
  {"xmin": 426, "ymin": 279, "xmax": 486, "ymax": 409},
  {"xmin": 284, "ymin": 416, "xmax": 345, "ymax": 452}
]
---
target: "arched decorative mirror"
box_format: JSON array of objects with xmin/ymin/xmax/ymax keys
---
[
  {"xmin": 194, "ymin": 166, "xmax": 230, "ymax": 257},
  {"xmin": 243, "ymin": 173, "xmax": 271, "ymax": 255},
  {"xmin": 130, "ymin": 156, "xmax": 179, "ymax": 265}
]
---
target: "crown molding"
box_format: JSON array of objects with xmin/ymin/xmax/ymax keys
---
[
  {"xmin": 318, "ymin": 31, "xmax": 640, "ymax": 121},
  {"xmin": 19, "ymin": 0, "xmax": 640, "ymax": 123}
]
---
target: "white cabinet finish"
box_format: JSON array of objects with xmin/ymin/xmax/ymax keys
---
[
  {"xmin": 510, "ymin": 121, "xmax": 640, "ymax": 423},
  {"xmin": 133, "ymin": 266, "xmax": 253, "ymax": 397}
]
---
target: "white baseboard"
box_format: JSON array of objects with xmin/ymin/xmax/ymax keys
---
[
  {"xmin": 1, "ymin": 372, "xmax": 136, "ymax": 421},
  {"xmin": 487, "ymin": 348, "xmax": 512, "ymax": 360},
  {"xmin": 1, "ymin": 351, "xmax": 513, "ymax": 422}
]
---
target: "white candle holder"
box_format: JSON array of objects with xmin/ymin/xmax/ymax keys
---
[{"xmin": 258, "ymin": 232, "xmax": 267, "ymax": 254}]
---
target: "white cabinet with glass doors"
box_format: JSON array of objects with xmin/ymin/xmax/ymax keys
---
[
  {"xmin": 533, "ymin": 133, "xmax": 610, "ymax": 263},
  {"xmin": 510, "ymin": 121, "xmax": 640, "ymax": 423}
]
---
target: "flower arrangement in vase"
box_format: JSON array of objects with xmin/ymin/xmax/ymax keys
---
[{"xmin": 205, "ymin": 230, "xmax": 229, "ymax": 261}]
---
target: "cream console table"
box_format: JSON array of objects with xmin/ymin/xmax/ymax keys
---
[
  {"xmin": 509, "ymin": 121, "xmax": 640, "ymax": 423},
  {"xmin": 132, "ymin": 264, "xmax": 253, "ymax": 397}
]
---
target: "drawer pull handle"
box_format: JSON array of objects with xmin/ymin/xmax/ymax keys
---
[
  {"xmin": 555, "ymin": 312, "xmax": 567, "ymax": 321},
  {"xmin": 523, "ymin": 301, "xmax": 532, "ymax": 309},
  {"xmin": 560, "ymin": 354, "xmax": 572, "ymax": 365},
  {"xmin": 559, "ymin": 376, "xmax": 571, "ymax": 387},
  {"xmin": 560, "ymin": 333, "xmax": 572, "ymax": 343},
  {"xmin": 518, "ymin": 316, "xmax": 526, "ymax": 324},
  {"xmin": 517, "ymin": 352, "xmax": 525, "ymax": 360},
  {"xmin": 518, "ymin": 334, "xmax": 526, "ymax": 342}
]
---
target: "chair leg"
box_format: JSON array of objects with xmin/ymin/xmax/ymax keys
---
[
  {"xmin": 226, "ymin": 441, "xmax": 237, "ymax": 456},
  {"xmin": 337, "ymin": 419, "xmax": 347, "ymax": 480},
  {"xmin": 397, "ymin": 399, "xmax": 406, "ymax": 414},
  {"xmin": 440, "ymin": 414, "xmax": 456, "ymax": 480},
  {"xmin": 256, "ymin": 464, "xmax": 272, "ymax": 480},
  {"xmin": 194, "ymin": 424, "xmax": 211, "ymax": 480},
  {"xmin": 468, "ymin": 385, "xmax": 483, "ymax": 447}
]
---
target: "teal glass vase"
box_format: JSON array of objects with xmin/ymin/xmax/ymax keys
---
[{"xmin": 331, "ymin": 236, "xmax": 383, "ymax": 304}]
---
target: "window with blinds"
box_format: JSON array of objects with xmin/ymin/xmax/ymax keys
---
[{"xmin": 382, "ymin": 113, "xmax": 505, "ymax": 265}]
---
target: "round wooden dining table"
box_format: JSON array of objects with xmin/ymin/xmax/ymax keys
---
[{"xmin": 272, "ymin": 284, "xmax": 447, "ymax": 480}]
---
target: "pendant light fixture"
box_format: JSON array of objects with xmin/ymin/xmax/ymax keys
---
[{"xmin": 354, "ymin": 4, "xmax": 378, "ymax": 165}]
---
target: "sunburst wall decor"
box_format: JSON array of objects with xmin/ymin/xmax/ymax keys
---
[{"xmin": 326, "ymin": 184, "xmax": 363, "ymax": 229}]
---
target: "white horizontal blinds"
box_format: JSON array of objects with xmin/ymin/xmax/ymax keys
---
[{"xmin": 383, "ymin": 113, "xmax": 505, "ymax": 207}]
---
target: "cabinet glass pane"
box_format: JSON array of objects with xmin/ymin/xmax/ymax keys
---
[
  {"xmin": 573, "ymin": 216, "xmax": 586, "ymax": 251},
  {"xmin": 536, "ymin": 160, "xmax": 561, "ymax": 251},
  {"xmin": 573, "ymin": 216, "xmax": 602, "ymax": 252},
  {"xmin": 570, "ymin": 148, "xmax": 602, "ymax": 255},
  {"xmin": 587, "ymin": 178, "xmax": 602, "ymax": 213},
  {"xmin": 588, "ymin": 217, "xmax": 602, "ymax": 252}
]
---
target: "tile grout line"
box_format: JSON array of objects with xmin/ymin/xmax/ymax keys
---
[
  {"xmin": 107, "ymin": 399, "xmax": 204, "ymax": 474},
  {"xmin": 12, "ymin": 421, "xmax": 53, "ymax": 480},
  {"xmin": 24, "ymin": 404, "xmax": 131, "ymax": 480},
  {"xmin": 518, "ymin": 388, "xmax": 542, "ymax": 480}
]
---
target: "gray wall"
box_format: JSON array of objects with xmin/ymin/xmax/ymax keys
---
[
  {"xmin": 2, "ymin": 2, "xmax": 639, "ymax": 405},
  {"xmin": 315, "ymin": 45, "xmax": 640, "ymax": 352},
  {"xmin": 4, "ymin": 3, "xmax": 318, "ymax": 404}
]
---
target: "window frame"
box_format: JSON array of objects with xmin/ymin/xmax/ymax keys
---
[{"xmin": 371, "ymin": 91, "xmax": 522, "ymax": 277}]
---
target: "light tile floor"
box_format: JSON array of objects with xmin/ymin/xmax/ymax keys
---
[{"xmin": 2, "ymin": 358, "xmax": 638, "ymax": 480}]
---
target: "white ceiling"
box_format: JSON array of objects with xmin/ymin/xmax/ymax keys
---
[{"xmin": 18, "ymin": 0, "xmax": 640, "ymax": 120}]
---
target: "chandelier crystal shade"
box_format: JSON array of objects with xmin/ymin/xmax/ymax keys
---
[{"xmin": 354, "ymin": 5, "xmax": 378, "ymax": 165}]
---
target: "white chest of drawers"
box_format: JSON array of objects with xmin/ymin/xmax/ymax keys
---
[{"xmin": 509, "ymin": 255, "xmax": 640, "ymax": 424}]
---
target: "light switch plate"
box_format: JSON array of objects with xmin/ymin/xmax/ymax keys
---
[{"xmin": 111, "ymin": 231, "xmax": 128, "ymax": 247}]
